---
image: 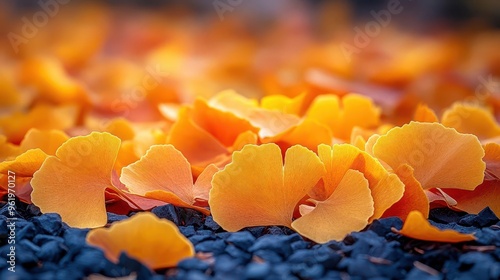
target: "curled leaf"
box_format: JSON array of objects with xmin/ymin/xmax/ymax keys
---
[
  {"xmin": 395, "ymin": 211, "xmax": 476, "ymax": 243},
  {"xmin": 292, "ymin": 170, "xmax": 374, "ymax": 243}
]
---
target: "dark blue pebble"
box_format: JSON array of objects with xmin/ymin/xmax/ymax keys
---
[
  {"xmin": 204, "ymin": 216, "xmax": 221, "ymax": 231},
  {"xmin": 195, "ymin": 239, "xmax": 227, "ymax": 255},
  {"xmin": 459, "ymin": 208, "xmax": 499, "ymax": 228},
  {"xmin": 179, "ymin": 225, "xmax": 196, "ymax": 237},
  {"xmin": 406, "ymin": 267, "xmax": 441, "ymax": 280},
  {"xmin": 30, "ymin": 213, "xmax": 63, "ymax": 235},
  {"xmin": 226, "ymin": 231, "xmax": 255, "ymax": 250},
  {"xmin": 368, "ymin": 217, "xmax": 403, "ymax": 237},
  {"xmin": 190, "ymin": 231, "xmax": 215, "ymax": 244},
  {"xmin": 248, "ymin": 234, "xmax": 296, "ymax": 257},
  {"xmin": 32, "ymin": 234, "xmax": 64, "ymax": 245},
  {"xmin": 252, "ymin": 249, "xmax": 283, "ymax": 263},
  {"xmin": 152, "ymin": 204, "xmax": 180, "ymax": 225},
  {"xmin": 107, "ymin": 212, "xmax": 129, "ymax": 223},
  {"xmin": 176, "ymin": 270, "xmax": 211, "ymax": 280},
  {"xmin": 291, "ymin": 263, "xmax": 325, "ymax": 279},
  {"xmin": 178, "ymin": 258, "xmax": 211, "ymax": 271},
  {"xmin": 36, "ymin": 240, "xmax": 66, "ymax": 262},
  {"xmin": 245, "ymin": 262, "xmax": 271, "ymax": 279},
  {"xmin": 225, "ymin": 244, "xmax": 252, "ymax": 262}
]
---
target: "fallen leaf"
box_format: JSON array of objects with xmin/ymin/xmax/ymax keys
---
[
  {"xmin": 86, "ymin": 212, "xmax": 194, "ymax": 269},
  {"xmin": 292, "ymin": 169, "xmax": 374, "ymax": 243},
  {"xmin": 209, "ymin": 143, "xmax": 325, "ymax": 231},
  {"xmin": 394, "ymin": 210, "xmax": 476, "ymax": 243}
]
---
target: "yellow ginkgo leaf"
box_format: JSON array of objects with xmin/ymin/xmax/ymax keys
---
[
  {"xmin": 86, "ymin": 212, "xmax": 194, "ymax": 269},
  {"xmin": 292, "ymin": 169, "xmax": 374, "ymax": 243},
  {"xmin": 311, "ymin": 144, "xmax": 404, "ymax": 221},
  {"xmin": 209, "ymin": 144, "xmax": 325, "ymax": 231},
  {"xmin": 373, "ymin": 122, "xmax": 485, "ymax": 190},
  {"xmin": 31, "ymin": 132, "xmax": 121, "ymax": 228},
  {"xmin": 442, "ymin": 103, "xmax": 500, "ymax": 140}
]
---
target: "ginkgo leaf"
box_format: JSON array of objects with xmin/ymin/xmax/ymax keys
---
[
  {"xmin": 248, "ymin": 109, "xmax": 301, "ymax": 139},
  {"xmin": 413, "ymin": 104, "xmax": 438, "ymax": 123},
  {"xmin": 292, "ymin": 169, "xmax": 374, "ymax": 243},
  {"xmin": 103, "ymin": 118, "xmax": 136, "ymax": 141},
  {"xmin": 0, "ymin": 135, "xmax": 20, "ymax": 160},
  {"xmin": 20, "ymin": 56, "xmax": 89, "ymax": 105},
  {"xmin": 372, "ymin": 122, "xmax": 486, "ymax": 190},
  {"xmin": 209, "ymin": 144, "xmax": 325, "ymax": 231},
  {"xmin": 442, "ymin": 103, "xmax": 500, "ymax": 140},
  {"xmin": 394, "ymin": 211, "xmax": 476, "ymax": 243},
  {"xmin": 0, "ymin": 149, "xmax": 48, "ymax": 177},
  {"xmin": 207, "ymin": 90, "xmax": 259, "ymax": 118},
  {"xmin": 167, "ymin": 107, "xmax": 228, "ymax": 167},
  {"xmin": 0, "ymin": 104, "xmax": 77, "ymax": 143},
  {"xmin": 120, "ymin": 145, "xmax": 213, "ymax": 215},
  {"xmin": 382, "ymin": 164, "xmax": 430, "ymax": 221},
  {"xmin": 307, "ymin": 94, "xmax": 381, "ymax": 140},
  {"xmin": 444, "ymin": 181, "xmax": 500, "ymax": 217},
  {"xmin": 0, "ymin": 174, "xmax": 33, "ymax": 203},
  {"xmin": 190, "ymin": 98, "xmax": 259, "ymax": 147},
  {"xmin": 31, "ymin": 132, "xmax": 121, "ymax": 228},
  {"xmin": 0, "ymin": 129, "xmax": 70, "ymax": 177},
  {"xmin": 483, "ymin": 143, "xmax": 500, "ymax": 181},
  {"xmin": 261, "ymin": 93, "xmax": 306, "ymax": 115},
  {"xmin": 263, "ymin": 119, "xmax": 333, "ymax": 152},
  {"xmin": 86, "ymin": 212, "xmax": 194, "ymax": 269},
  {"xmin": 19, "ymin": 129, "xmax": 69, "ymax": 155},
  {"xmin": 311, "ymin": 144, "xmax": 404, "ymax": 221}
]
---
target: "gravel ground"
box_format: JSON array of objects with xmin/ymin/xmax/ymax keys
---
[{"xmin": 1, "ymin": 200, "xmax": 499, "ymax": 280}]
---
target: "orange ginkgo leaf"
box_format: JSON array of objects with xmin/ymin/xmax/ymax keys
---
[
  {"xmin": 206, "ymin": 91, "xmax": 325, "ymax": 150},
  {"xmin": 168, "ymin": 106, "xmax": 257, "ymax": 172},
  {"xmin": 31, "ymin": 132, "xmax": 121, "ymax": 228},
  {"xmin": 86, "ymin": 212, "xmax": 194, "ymax": 269},
  {"xmin": 382, "ymin": 164, "xmax": 430, "ymax": 221},
  {"xmin": 372, "ymin": 122, "xmax": 486, "ymax": 190},
  {"xmin": 20, "ymin": 56, "xmax": 88, "ymax": 105},
  {"xmin": 0, "ymin": 174, "xmax": 33, "ymax": 203},
  {"xmin": 483, "ymin": 143, "xmax": 500, "ymax": 181},
  {"xmin": 291, "ymin": 169, "xmax": 374, "ymax": 243},
  {"xmin": 413, "ymin": 104, "xmax": 439, "ymax": 123},
  {"xmin": 263, "ymin": 119, "xmax": 333, "ymax": 152},
  {"xmin": 167, "ymin": 106, "xmax": 229, "ymax": 167},
  {"xmin": 441, "ymin": 103, "xmax": 500, "ymax": 140},
  {"xmin": 311, "ymin": 144, "xmax": 404, "ymax": 221},
  {"xmin": 209, "ymin": 143, "xmax": 325, "ymax": 231},
  {"xmin": 103, "ymin": 118, "xmax": 136, "ymax": 141},
  {"xmin": 106, "ymin": 171, "xmax": 166, "ymax": 213},
  {"xmin": 0, "ymin": 135, "xmax": 21, "ymax": 160},
  {"xmin": 394, "ymin": 210, "xmax": 476, "ymax": 243},
  {"xmin": 207, "ymin": 90, "xmax": 259, "ymax": 118},
  {"xmin": 261, "ymin": 93, "xmax": 307, "ymax": 116},
  {"xmin": 120, "ymin": 145, "xmax": 215, "ymax": 215},
  {"xmin": 190, "ymin": 98, "xmax": 259, "ymax": 147},
  {"xmin": 0, "ymin": 129, "xmax": 70, "ymax": 177},
  {"xmin": 0, "ymin": 104, "xmax": 78, "ymax": 144},
  {"xmin": 306, "ymin": 94, "xmax": 381, "ymax": 140},
  {"xmin": 0, "ymin": 149, "xmax": 48, "ymax": 177},
  {"xmin": 443, "ymin": 181, "xmax": 500, "ymax": 217},
  {"xmin": 19, "ymin": 129, "xmax": 69, "ymax": 155}
]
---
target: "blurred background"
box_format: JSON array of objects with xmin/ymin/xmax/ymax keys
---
[{"xmin": 1, "ymin": 0, "xmax": 499, "ymax": 133}]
